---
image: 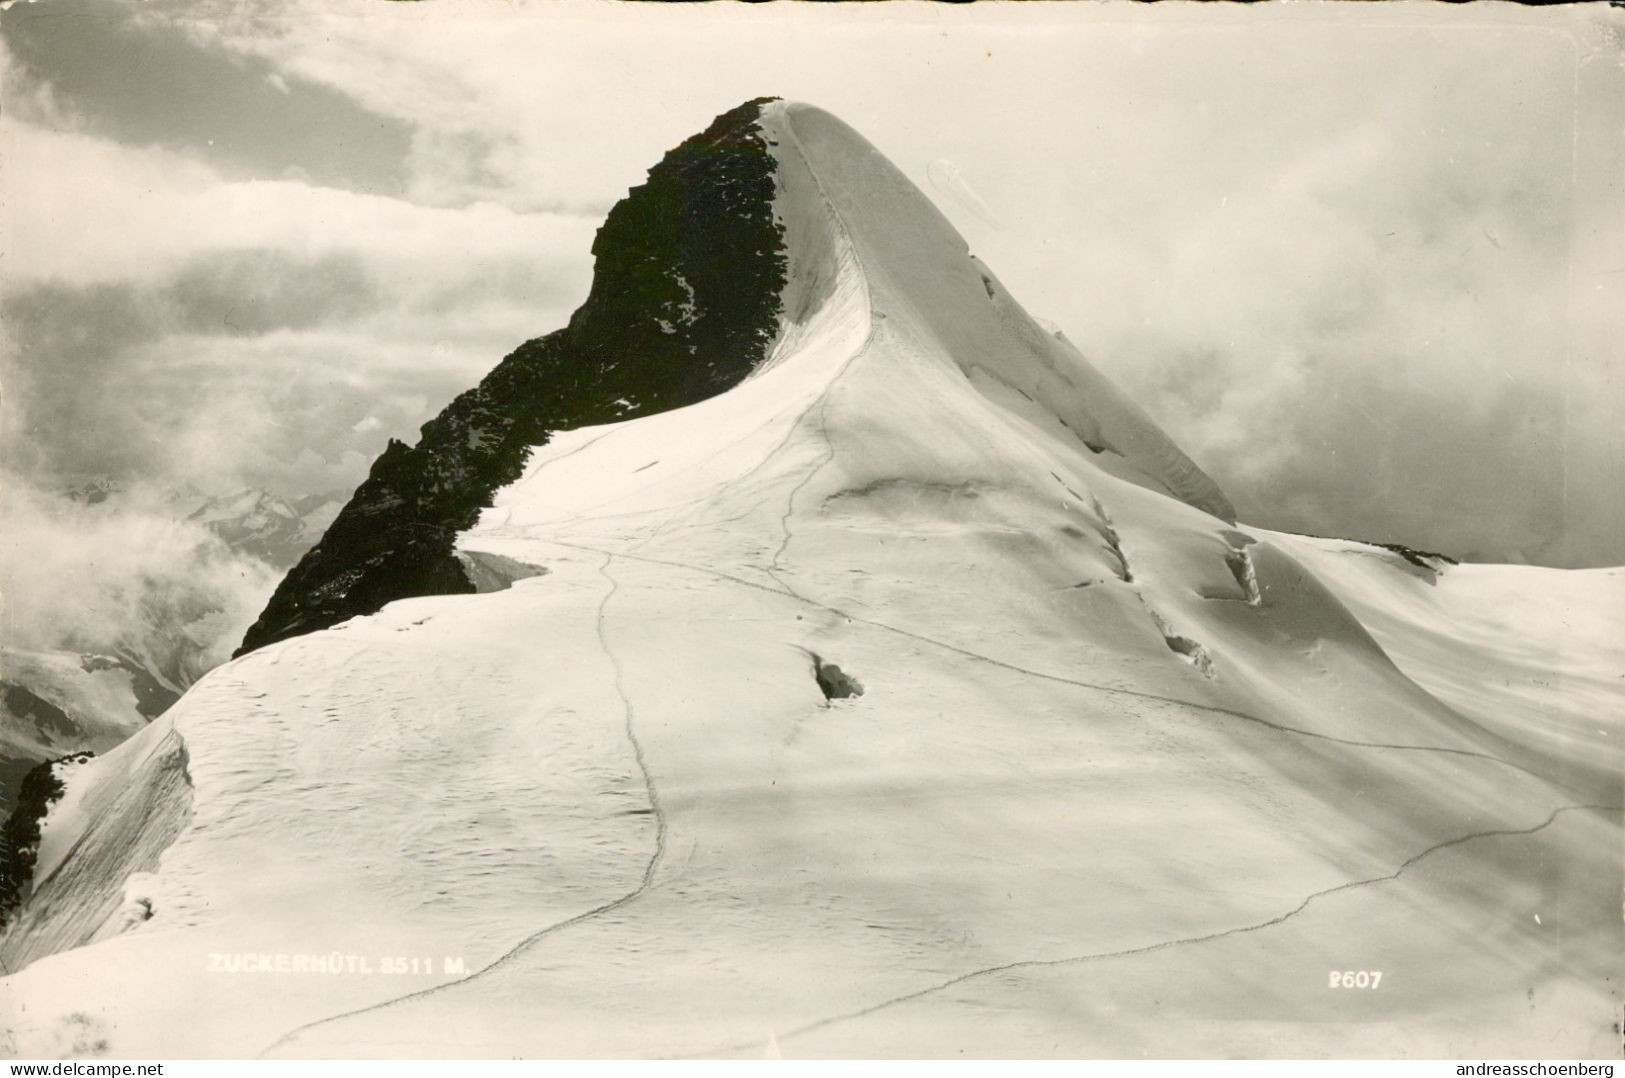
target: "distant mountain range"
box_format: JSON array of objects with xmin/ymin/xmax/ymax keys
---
[
  {"xmin": 182, "ymin": 488, "xmax": 345, "ymax": 571},
  {"xmin": 60, "ymin": 481, "xmax": 346, "ymax": 572},
  {"xmin": 0, "ymin": 483, "xmax": 346, "ymax": 815}
]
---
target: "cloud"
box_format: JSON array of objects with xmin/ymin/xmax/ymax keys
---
[
  {"xmin": 0, "ymin": 472, "xmax": 282, "ymax": 682},
  {"xmin": 0, "ymin": 280, "xmax": 504, "ymax": 495},
  {"xmin": 1, "ymin": 0, "xmax": 415, "ymax": 196},
  {"xmin": 1, "ymin": 249, "xmax": 378, "ymax": 480},
  {"xmin": 0, "ymin": 280, "xmax": 171, "ymax": 478},
  {"xmin": 0, "ymin": 0, "xmax": 1619, "ymax": 570},
  {"xmin": 0, "ymin": 112, "xmax": 597, "ymax": 289},
  {"xmin": 0, "ymin": 95, "xmax": 596, "ymax": 500},
  {"xmin": 166, "ymin": 249, "xmax": 379, "ymax": 336},
  {"xmin": 1029, "ymin": 39, "xmax": 1625, "ymax": 567}
]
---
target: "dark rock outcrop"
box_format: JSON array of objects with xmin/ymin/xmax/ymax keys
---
[
  {"xmin": 237, "ymin": 98, "xmax": 789, "ymax": 655},
  {"xmin": 0, "ymin": 752, "xmax": 90, "ymax": 931}
]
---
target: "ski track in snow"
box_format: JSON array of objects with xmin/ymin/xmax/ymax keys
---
[
  {"xmin": 593, "ymin": 553, "xmax": 672, "ymax": 895},
  {"xmin": 689, "ymin": 802, "xmax": 1622, "ymax": 1055},
  {"xmin": 168, "ymin": 107, "xmax": 1606, "ymax": 1057},
  {"xmin": 261, "ymin": 526, "xmax": 1614, "ymax": 1059},
  {"xmin": 257, "ymin": 554, "xmax": 668, "ymax": 1059},
  {"xmin": 631, "ymin": 115, "xmax": 878, "ymax": 565},
  {"xmin": 523, "ymin": 429, "xmax": 622, "ymax": 490},
  {"xmin": 262, "ymin": 489, "xmax": 1593, "ymax": 1054},
  {"xmin": 261, "ymin": 116, "xmax": 889, "ymax": 1057},
  {"xmin": 537, "ymin": 537, "xmax": 1586, "ymax": 796},
  {"xmin": 765, "ymin": 392, "xmax": 837, "ymax": 593},
  {"xmin": 620, "ymin": 373, "xmax": 841, "ymax": 563}
]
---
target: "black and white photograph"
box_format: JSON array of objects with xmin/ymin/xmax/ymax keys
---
[{"xmin": 0, "ymin": 0, "xmax": 1621, "ymax": 1064}]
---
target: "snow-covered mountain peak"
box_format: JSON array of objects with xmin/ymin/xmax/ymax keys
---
[
  {"xmin": 756, "ymin": 101, "xmax": 1235, "ymax": 524},
  {"xmin": 237, "ymin": 98, "xmax": 1231, "ymax": 659},
  {"xmin": 236, "ymin": 97, "xmax": 790, "ymax": 655},
  {"xmin": 2, "ymin": 100, "xmax": 1619, "ymax": 1059}
]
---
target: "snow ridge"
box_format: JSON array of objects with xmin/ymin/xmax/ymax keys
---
[
  {"xmin": 696, "ymin": 802, "xmax": 1621, "ymax": 1055},
  {"xmin": 768, "ymin": 102, "xmax": 1236, "ymax": 526},
  {"xmin": 5, "ymin": 99, "xmax": 1616, "ymax": 1059},
  {"xmin": 539, "ymin": 536, "xmax": 1574, "ymax": 793},
  {"xmin": 260, "ymin": 556, "xmax": 669, "ymax": 1058}
]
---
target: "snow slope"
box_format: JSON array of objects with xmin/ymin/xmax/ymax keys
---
[
  {"xmin": 0, "ymin": 649, "xmax": 150, "ymax": 816},
  {"xmin": 1262, "ymin": 534, "xmax": 1624, "ymax": 801},
  {"xmin": 1, "ymin": 480, "xmax": 321, "ymax": 811},
  {"xmin": 0, "ymin": 102, "xmax": 1618, "ymax": 1059}
]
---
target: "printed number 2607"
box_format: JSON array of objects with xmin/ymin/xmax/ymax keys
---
[{"xmin": 1329, "ymin": 970, "xmax": 1383, "ymax": 988}]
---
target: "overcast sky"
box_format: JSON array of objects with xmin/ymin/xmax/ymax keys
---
[{"xmin": 2, "ymin": 0, "xmax": 1621, "ymax": 567}]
